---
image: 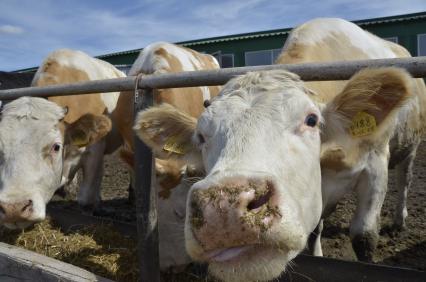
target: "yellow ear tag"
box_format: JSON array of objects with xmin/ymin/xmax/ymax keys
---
[
  {"xmin": 163, "ymin": 136, "xmax": 186, "ymax": 155},
  {"xmin": 350, "ymin": 112, "xmax": 377, "ymax": 137},
  {"xmin": 70, "ymin": 130, "xmax": 88, "ymax": 147}
]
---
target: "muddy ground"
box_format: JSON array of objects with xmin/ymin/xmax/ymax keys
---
[{"xmin": 52, "ymin": 139, "xmax": 426, "ymax": 273}]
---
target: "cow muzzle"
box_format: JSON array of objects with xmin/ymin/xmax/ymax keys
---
[
  {"xmin": 188, "ymin": 175, "xmax": 282, "ymax": 262},
  {"xmin": 0, "ymin": 199, "xmax": 37, "ymax": 228}
]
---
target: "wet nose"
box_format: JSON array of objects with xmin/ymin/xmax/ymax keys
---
[
  {"xmin": 0, "ymin": 200, "xmax": 34, "ymax": 223},
  {"xmin": 189, "ymin": 177, "xmax": 280, "ymax": 250}
]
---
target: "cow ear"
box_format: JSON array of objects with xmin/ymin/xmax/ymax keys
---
[
  {"xmin": 133, "ymin": 103, "xmax": 198, "ymax": 159},
  {"xmin": 66, "ymin": 114, "xmax": 112, "ymax": 147},
  {"xmin": 322, "ymin": 67, "xmax": 413, "ymax": 143}
]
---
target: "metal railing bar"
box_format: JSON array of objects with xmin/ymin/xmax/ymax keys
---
[{"xmin": 0, "ymin": 57, "xmax": 425, "ymax": 100}]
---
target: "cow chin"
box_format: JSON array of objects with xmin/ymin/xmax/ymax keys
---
[
  {"xmin": 3, "ymin": 220, "xmax": 37, "ymax": 230},
  {"xmin": 207, "ymin": 245, "xmax": 298, "ymax": 282}
]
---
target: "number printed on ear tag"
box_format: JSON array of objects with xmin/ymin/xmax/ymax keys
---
[
  {"xmin": 163, "ymin": 136, "xmax": 186, "ymax": 155},
  {"xmin": 350, "ymin": 112, "xmax": 377, "ymax": 137}
]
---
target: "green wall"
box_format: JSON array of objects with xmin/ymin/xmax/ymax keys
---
[
  {"xmin": 362, "ymin": 18, "xmax": 426, "ymax": 55},
  {"xmin": 99, "ymin": 16, "xmax": 426, "ymax": 68},
  {"xmin": 189, "ymin": 35, "xmax": 288, "ymax": 67}
]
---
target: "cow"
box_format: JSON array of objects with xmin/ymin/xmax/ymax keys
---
[
  {"xmin": 112, "ymin": 41, "xmax": 220, "ymax": 200},
  {"xmin": 113, "ymin": 42, "xmax": 221, "ymax": 271},
  {"xmin": 275, "ymin": 18, "xmax": 426, "ymax": 261},
  {"xmin": 0, "ymin": 97, "xmax": 111, "ymax": 229},
  {"xmin": 0, "ymin": 49, "xmax": 125, "ymax": 228},
  {"xmin": 133, "ymin": 20, "xmax": 422, "ymax": 281},
  {"xmin": 31, "ymin": 49, "xmax": 126, "ymax": 208}
]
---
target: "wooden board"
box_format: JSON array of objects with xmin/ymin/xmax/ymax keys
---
[{"xmin": 0, "ymin": 242, "xmax": 113, "ymax": 282}]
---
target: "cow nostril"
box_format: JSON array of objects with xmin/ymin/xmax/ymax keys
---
[
  {"xmin": 22, "ymin": 200, "xmax": 33, "ymax": 212},
  {"xmin": 247, "ymin": 188, "xmax": 273, "ymax": 211}
]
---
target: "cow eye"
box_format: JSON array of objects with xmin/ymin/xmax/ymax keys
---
[
  {"xmin": 305, "ymin": 114, "xmax": 318, "ymax": 127},
  {"xmin": 203, "ymin": 99, "xmax": 211, "ymax": 108},
  {"xmin": 52, "ymin": 143, "xmax": 62, "ymax": 153}
]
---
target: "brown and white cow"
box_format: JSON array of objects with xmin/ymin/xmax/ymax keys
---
[
  {"xmin": 32, "ymin": 49, "xmax": 126, "ymax": 208},
  {"xmin": 114, "ymin": 41, "xmax": 221, "ymax": 162},
  {"xmin": 133, "ymin": 19, "xmax": 422, "ymax": 281},
  {"xmin": 113, "ymin": 42, "xmax": 221, "ymax": 271},
  {"xmin": 112, "ymin": 41, "xmax": 220, "ymax": 204},
  {"xmin": 0, "ymin": 49, "xmax": 125, "ymax": 228},
  {"xmin": 275, "ymin": 18, "xmax": 426, "ymax": 261}
]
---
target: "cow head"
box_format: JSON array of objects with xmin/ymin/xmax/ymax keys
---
[
  {"xmin": 134, "ymin": 68, "xmax": 411, "ymax": 282},
  {"xmin": 0, "ymin": 97, "xmax": 111, "ymax": 229}
]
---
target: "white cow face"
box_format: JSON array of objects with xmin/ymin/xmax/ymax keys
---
[
  {"xmin": 135, "ymin": 68, "xmax": 411, "ymax": 282},
  {"xmin": 0, "ymin": 97, "xmax": 111, "ymax": 229}
]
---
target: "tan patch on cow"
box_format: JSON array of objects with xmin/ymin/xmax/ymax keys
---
[
  {"xmin": 33, "ymin": 60, "xmax": 106, "ymax": 123},
  {"xmin": 153, "ymin": 47, "xmax": 219, "ymax": 118},
  {"xmin": 154, "ymin": 47, "xmax": 184, "ymax": 72},
  {"xmin": 119, "ymin": 146, "xmax": 134, "ymax": 168},
  {"xmin": 134, "ymin": 104, "xmax": 196, "ymax": 157},
  {"xmin": 276, "ymin": 31, "xmax": 373, "ymax": 104},
  {"xmin": 66, "ymin": 114, "xmax": 112, "ymax": 147},
  {"xmin": 112, "ymin": 90, "xmax": 135, "ymax": 151},
  {"xmin": 117, "ymin": 44, "xmax": 220, "ymax": 161},
  {"xmin": 156, "ymin": 159, "xmax": 185, "ymax": 199},
  {"xmin": 320, "ymin": 148, "xmax": 351, "ymax": 171},
  {"xmin": 331, "ymin": 67, "xmax": 412, "ymax": 128}
]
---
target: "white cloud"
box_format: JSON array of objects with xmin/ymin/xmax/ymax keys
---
[{"xmin": 0, "ymin": 25, "xmax": 24, "ymax": 34}]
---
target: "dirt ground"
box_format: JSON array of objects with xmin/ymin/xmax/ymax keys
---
[{"xmin": 53, "ymin": 139, "xmax": 426, "ymax": 273}]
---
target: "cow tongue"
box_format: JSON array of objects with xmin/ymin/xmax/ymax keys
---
[{"xmin": 206, "ymin": 245, "xmax": 253, "ymax": 262}]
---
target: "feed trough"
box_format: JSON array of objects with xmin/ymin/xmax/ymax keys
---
[
  {"xmin": 45, "ymin": 206, "xmax": 426, "ymax": 282},
  {"xmin": 0, "ymin": 242, "xmax": 112, "ymax": 282}
]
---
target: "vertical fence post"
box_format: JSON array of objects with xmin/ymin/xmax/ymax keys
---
[{"xmin": 133, "ymin": 87, "xmax": 160, "ymax": 282}]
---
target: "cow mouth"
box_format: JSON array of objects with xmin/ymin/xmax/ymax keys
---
[
  {"xmin": 204, "ymin": 245, "xmax": 255, "ymax": 262},
  {"xmin": 202, "ymin": 244, "xmax": 284, "ymax": 265},
  {"xmin": 205, "ymin": 244, "xmax": 298, "ymax": 282}
]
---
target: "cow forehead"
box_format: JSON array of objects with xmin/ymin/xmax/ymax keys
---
[
  {"xmin": 1, "ymin": 97, "xmax": 65, "ymax": 121},
  {"xmin": 199, "ymin": 81, "xmax": 318, "ymax": 130},
  {"xmin": 0, "ymin": 119, "xmax": 62, "ymax": 149},
  {"xmin": 0, "ymin": 98, "xmax": 65, "ymax": 150}
]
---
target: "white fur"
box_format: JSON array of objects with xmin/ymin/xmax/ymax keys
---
[
  {"xmin": 0, "ymin": 98, "xmax": 66, "ymax": 226},
  {"xmin": 184, "ymin": 70, "xmax": 323, "ymax": 282}
]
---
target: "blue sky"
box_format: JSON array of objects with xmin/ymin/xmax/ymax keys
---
[{"xmin": 1, "ymin": 0, "xmax": 425, "ymax": 71}]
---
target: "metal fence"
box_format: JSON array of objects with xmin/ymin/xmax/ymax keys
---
[{"xmin": 1, "ymin": 56, "xmax": 426, "ymax": 282}]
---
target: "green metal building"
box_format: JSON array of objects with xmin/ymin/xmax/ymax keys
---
[{"xmin": 18, "ymin": 11, "xmax": 426, "ymax": 73}]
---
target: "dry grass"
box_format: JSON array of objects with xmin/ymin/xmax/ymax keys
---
[
  {"xmin": 0, "ymin": 218, "xmax": 138, "ymax": 281},
  {"xmin": 0, "ymin": 218, "xmax": 215, "ymax": 282}
]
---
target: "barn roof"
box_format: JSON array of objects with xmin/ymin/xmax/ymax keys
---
[{"xmin": 96, "ymin": 11, "xmax": 426, "ymax": 59}]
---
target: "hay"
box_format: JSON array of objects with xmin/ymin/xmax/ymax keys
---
[
  {"xmin": 0, "ymin": 218, "xmax": 215, "ymax": 282},
  {"xmin": 0, "ymin": 218, "xmax": 138, "ymax": 281}
]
